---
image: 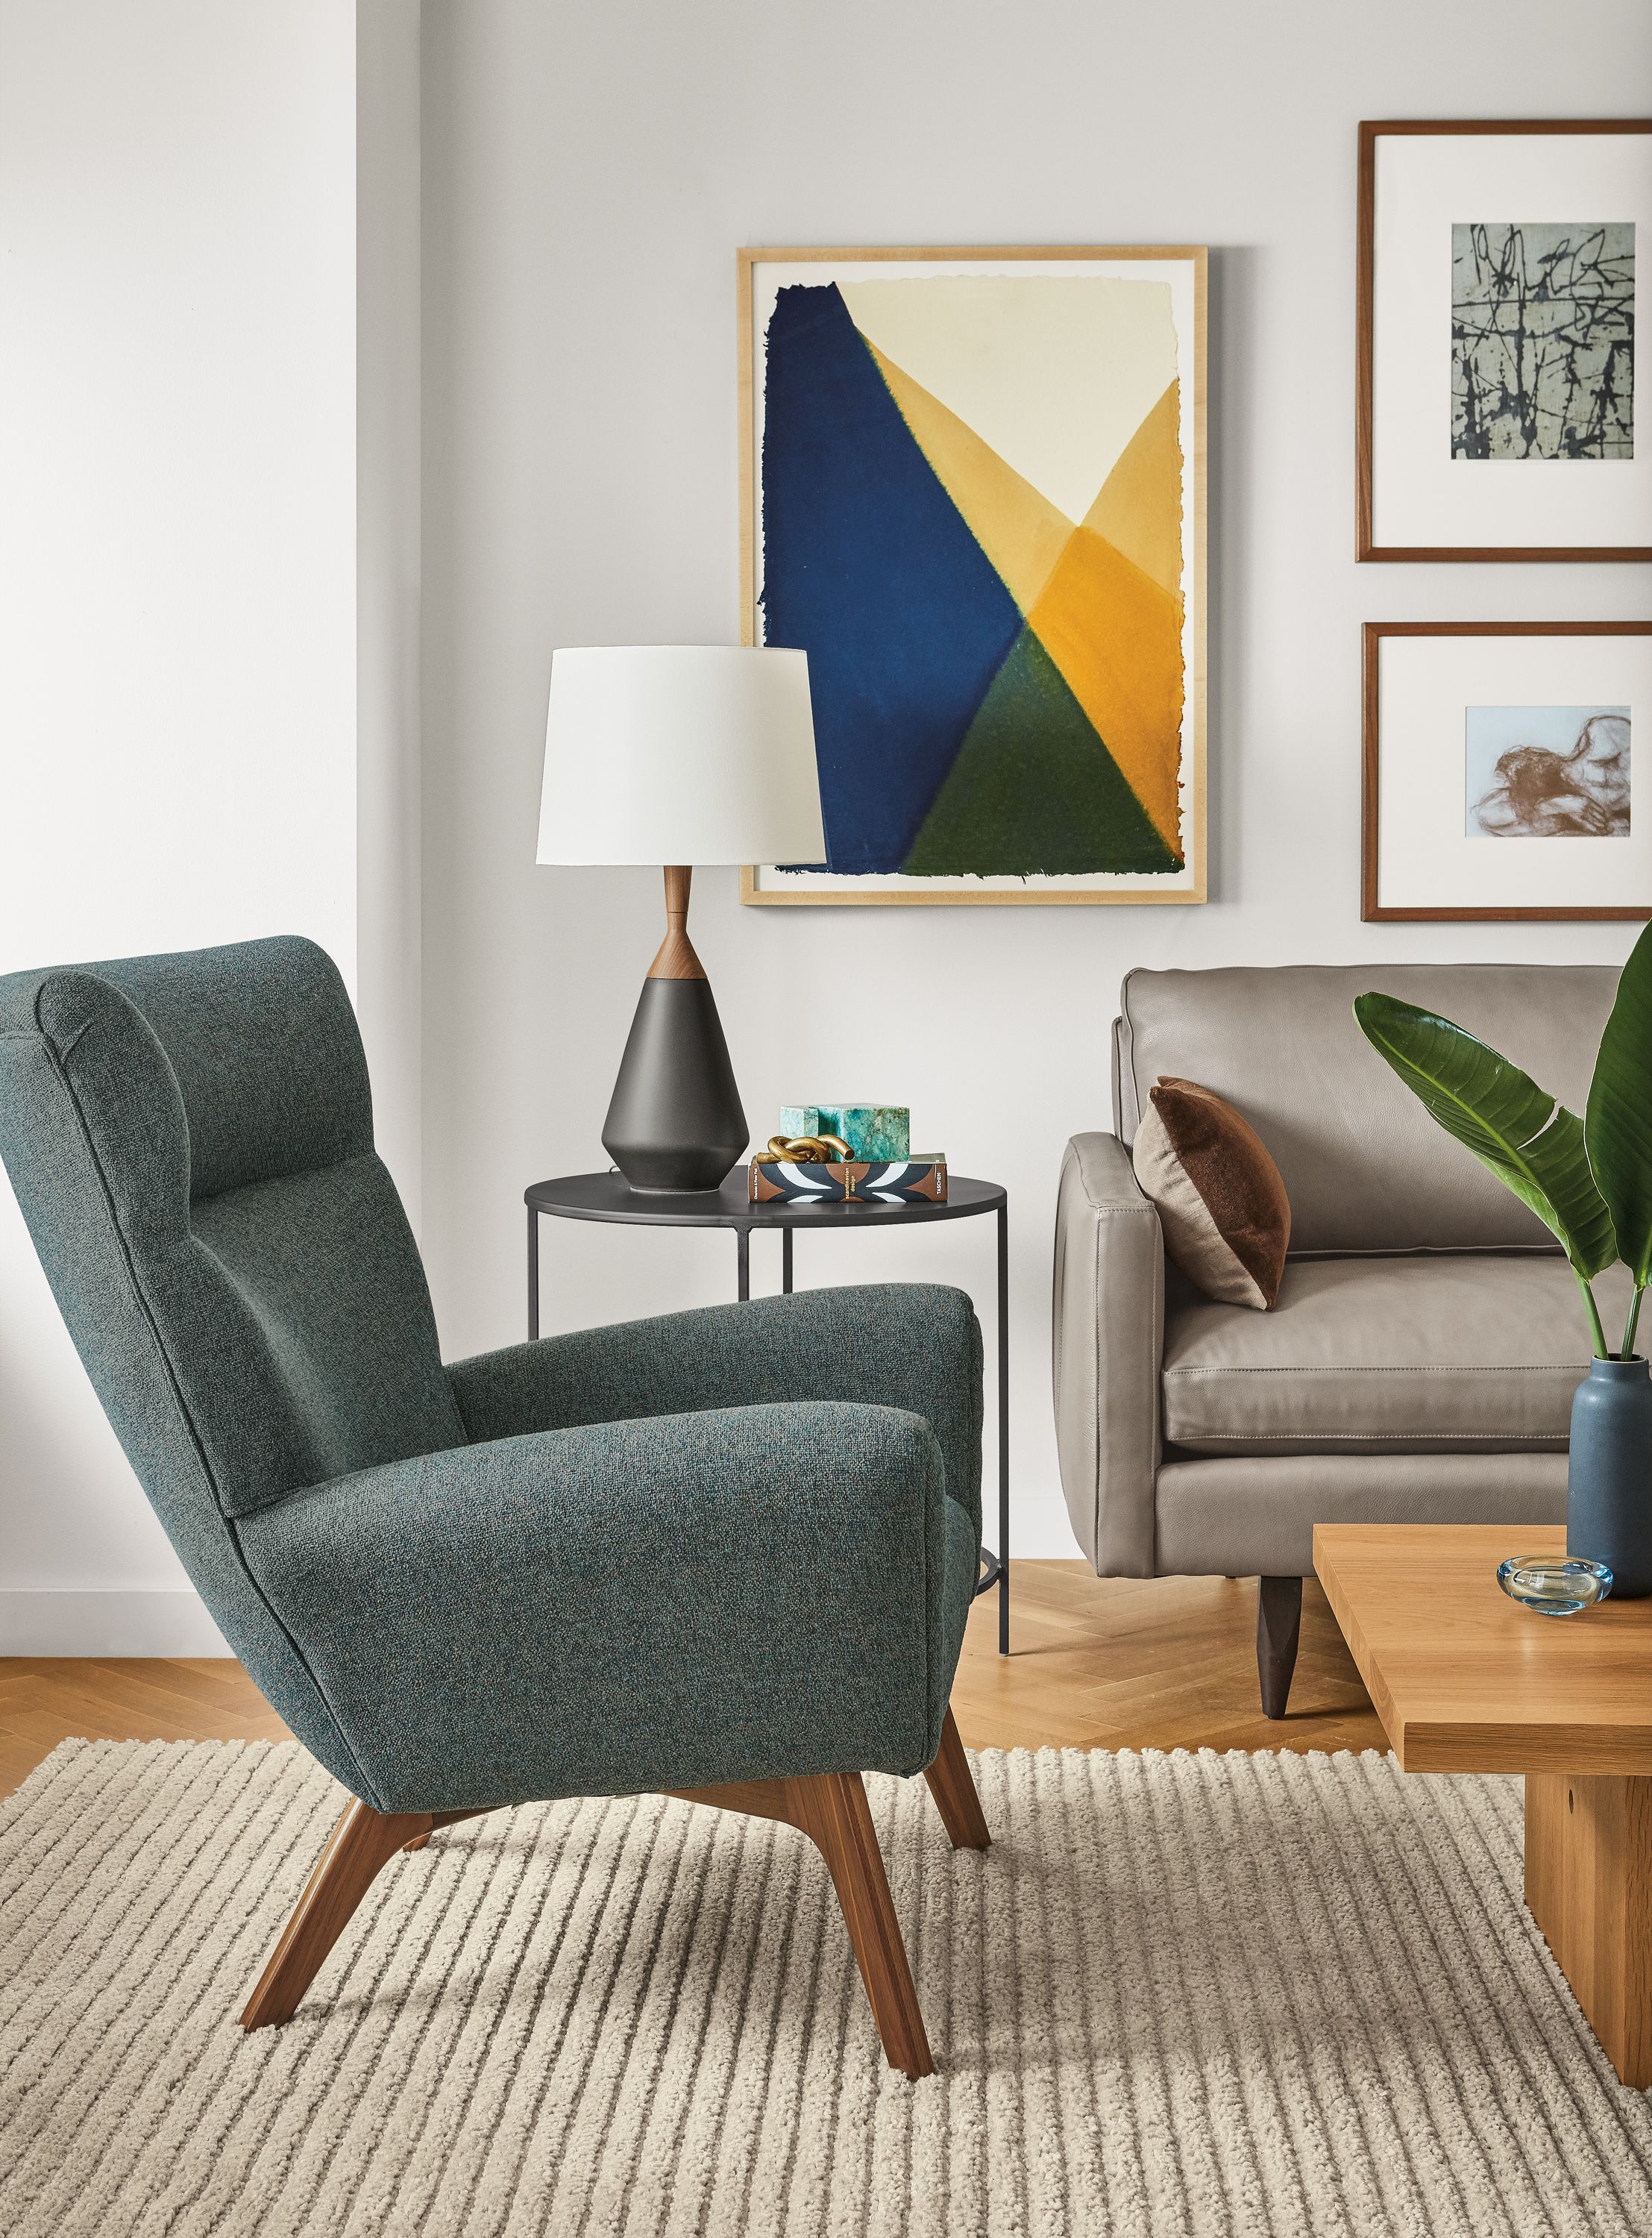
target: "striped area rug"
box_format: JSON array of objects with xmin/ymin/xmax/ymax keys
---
[{"xmin": 1, "ymin": 1739, "xmax": 1650, "ymax": 2236}]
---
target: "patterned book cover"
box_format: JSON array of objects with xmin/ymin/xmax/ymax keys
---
[{"xmin": 748, "ymin": 1159, "xmax": 947, "ymax": 1205}]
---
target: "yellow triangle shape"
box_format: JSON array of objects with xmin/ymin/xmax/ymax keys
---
[
  {"xmin": 864, "ymin": 338, "xmax": 1074, "ymax": 617},
  {"xmin": 1027, "ymin": 527, "xmax": 1184, "ymax": 853},
  {"xmin": 1081, "ymin": 379, "xmax": 1183, "ymax": 598}
]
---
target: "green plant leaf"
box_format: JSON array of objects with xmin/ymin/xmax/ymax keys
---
[
  {"xmin": 1586, "ymin": 923, "xmax": 1652, "ymax": 1290},
  {"xmin": 1354, "ymin": 992, "xmax": 1617, "ymax": 1278}
]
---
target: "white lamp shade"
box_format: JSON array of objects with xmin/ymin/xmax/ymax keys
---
[{"xmin": 536, "ymin": 645, "xmax": 826, "ymax": 866}]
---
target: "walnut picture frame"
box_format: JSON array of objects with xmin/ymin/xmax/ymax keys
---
[
  {"xmin": 1362, "ymin": 621, "xmax": 1652, "ymax": 923},
  {"xmin": 1357, "ymin": 120, "xmax": 1652, "ymax": 562}
]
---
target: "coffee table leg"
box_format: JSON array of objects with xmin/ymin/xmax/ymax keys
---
[
  {"xmin": 782, "ymin": 1229, "xmax": 793, "ymax": 1294},
  {"xmin": 736, "ymin": 1227, "xmax": 750, "ymax": 1303},
  {"xmin": 1525, "ymin": 1771, "xmax": 1652, "ymax": 2087},
  {"xmin": 527, "ymin": 1206, "xmax": 539, "ymax": 1341}
]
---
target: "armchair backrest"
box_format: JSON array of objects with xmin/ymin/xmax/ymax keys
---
[
  {"xmin": 1114, "ymin": 962, "xmax": 1619, "ymax": 1256},
  {"xmin": 0, "ymin": 936, "xmax": 465, "ymax": 1790}
]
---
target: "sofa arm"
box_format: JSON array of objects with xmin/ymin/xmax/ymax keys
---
[
  {"xmin": 237, "ymin": 1399, "xmax": 961, "ymax": 1814},
  {"xmin": 1052, "ymin": 1132, "xmax": 1164, "ymax": 1576}
]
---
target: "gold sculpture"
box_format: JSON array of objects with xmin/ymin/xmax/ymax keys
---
[{"xmin": 755, "ymin": 1132, "xmax": 855, "ymax": 1165}]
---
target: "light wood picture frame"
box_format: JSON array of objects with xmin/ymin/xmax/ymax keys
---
[
  {"xmin": 1357, "ymin": 120, "xmax": 1652, "ymax": 562},
  {"xmin": 738, "ymin": 245, "xmax": 1207, "ymax": 906},
  {"xmin": 1363, "ymin": 621, "xmax": 1652, "ymax": 922}
]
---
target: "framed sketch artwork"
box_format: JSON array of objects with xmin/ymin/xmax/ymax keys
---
[
  {"xmin": 1363, "ymin": 622, "xmax": 1652, "ymax": 921},
  {"xmin": 1357, "ymin": 120, "xmax": 1652, "ymax": 561},
  {"xmin": 738, "ymin": 246, "xmax": 1207, "ymax": 905}
]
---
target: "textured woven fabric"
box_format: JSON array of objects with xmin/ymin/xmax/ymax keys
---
[
  {"xmin": 0, "ymin": 938, "xmax": 982, "ymax": 1814},
  {"xmin": 8, "ymin": 1738, "xmax": 1652, "ymax": 2238},
  {"xmin": 242, "ymin": 1399, "xmax": 962, "ymax": 1811},
  {"xmin": 0, "ymin": 943, "xmax": 463, "ymax": 1522},
  {"xmin": 0, "ymin": 944, "xmax": 389, "ymax": 1792},
  {"xmin": 74, "ymin": 938, "xmax": 379, "ymax": 1198},
  {"xmin": 449, "ymin": 1282, "xmax": 984, "ymax": 1537}
]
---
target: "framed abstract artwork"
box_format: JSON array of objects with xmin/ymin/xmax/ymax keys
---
[
  {"xmin": 1357, "ymin": 120, "xmax": 1652, "ymax": 561},
  {"xmin": 1362, "ymin": 621, "xmax": 1652, "ymax": 921},
  {"xmin": 738, "ymin": 245, "xmax": 1206, "ymax": 905}
]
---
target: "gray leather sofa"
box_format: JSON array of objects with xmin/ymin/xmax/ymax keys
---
[{"xmin": 1052, "ymin": 963, "xmax": 1628, "ymax": 1716}]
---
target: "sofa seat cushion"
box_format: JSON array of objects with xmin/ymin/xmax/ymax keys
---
[{"xmin": 1161, "ymin": 1255, "xmax": 1633, "ymax": 1455}]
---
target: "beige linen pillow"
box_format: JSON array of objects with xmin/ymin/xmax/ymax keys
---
[{"xmin": 1131, "ymin": 1076, "xmax": 1293, "ymax": 1310}]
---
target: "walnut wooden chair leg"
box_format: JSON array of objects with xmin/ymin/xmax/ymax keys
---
[
  {"xmin": 1257, "ymin": 1573, "xmax": 1304, "ymax": 1720},
  {"xmin": 241, "ymin": 1798, "xmax": 483, "ymax": 2029},
  {"xmin": 787, "ymin": 1770, "xmax": 933, "ymax": 2080},
  {"xmin": 923, "ymin": 1709, "xmax": 990, "ymax": 1851}
]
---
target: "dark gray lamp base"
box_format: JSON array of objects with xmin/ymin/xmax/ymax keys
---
[{"xmin": 601, "ymin": 867, "xmax": 748, "ymax": 1195}]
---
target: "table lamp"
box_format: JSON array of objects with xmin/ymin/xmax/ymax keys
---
[{"xmin": 537, "ymin": 645, "xmax": 824, "ymax": 1194}]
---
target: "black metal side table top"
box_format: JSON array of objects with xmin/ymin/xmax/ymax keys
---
[{"xmin": 525, "ymin": 1169, "xmax": 1010, "ymax": 1655}]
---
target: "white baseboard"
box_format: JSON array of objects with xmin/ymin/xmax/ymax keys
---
[{"xmin": 0, "ymin": 1590, "xmax": 231, "ymax": 1657}]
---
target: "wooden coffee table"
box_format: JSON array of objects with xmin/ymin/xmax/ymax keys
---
[{"xmin": 1315, "ymin": 1522, "xmax": 1652, "ymax": 2088}]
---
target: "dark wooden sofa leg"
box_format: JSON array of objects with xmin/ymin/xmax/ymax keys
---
[
  {"xmin": 241, "ymin": 1799, "xmax": 483, "ymax": 2028},
  {"xmin": 1257, "ymin": 1574, "xmax": 1304, "ymax": 1720},
  {"xmin": 923, "ymin": 1709, "xmax": 990, "ymax": 1851}
]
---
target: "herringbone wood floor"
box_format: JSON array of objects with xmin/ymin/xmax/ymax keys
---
[{"xmin": 0, "ymin": 1564, "xmax": 1385, "ymax": 1799}]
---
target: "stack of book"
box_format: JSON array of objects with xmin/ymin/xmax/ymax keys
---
[{"xmin": 749, "ymin": 1103, "xmax": 947, "ymax": 1204}]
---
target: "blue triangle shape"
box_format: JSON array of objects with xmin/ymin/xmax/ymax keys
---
[{"xmin": 761, "ymin": 283, "xmax": 1024, "ymax": 874}]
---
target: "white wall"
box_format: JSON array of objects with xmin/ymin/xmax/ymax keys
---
[
  {"xmin": 0, "ymin": 0, "xmax": 359, "ymax": 1648},
  {"xmin": 358, "ymin": 0, "xmax": 425, "ymax": 1228},
  {"xmin": 419, "ymin": 0, "xmax": 1652, "ymax": 1560}
]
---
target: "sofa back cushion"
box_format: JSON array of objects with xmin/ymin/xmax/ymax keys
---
[{"xmin": 1115, "ymin": 963, "xmax": 1619, "ymax": 1255}]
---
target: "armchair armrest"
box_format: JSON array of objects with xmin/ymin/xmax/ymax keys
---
[
  {"xmin": 1052, "ymin": 1132, "xmax": 1163, "ymax": 1576},
  {"xmin": 447, "ymin": 1282, "xmax": 983, "ymax": 1539},
  {"xmin": 237, "ymin": 1399, "xmax": 961, "ymax": 1814}
]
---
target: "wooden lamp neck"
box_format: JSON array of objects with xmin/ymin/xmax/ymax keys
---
[{"xmin": 646, "ymin": 865, "xmax": 708, "ymax": 982}]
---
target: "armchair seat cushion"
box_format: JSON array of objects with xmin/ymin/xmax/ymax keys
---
[{"xmin": 1162, "ymin": 1255, "xmax": 1633, "ymax": 1456}]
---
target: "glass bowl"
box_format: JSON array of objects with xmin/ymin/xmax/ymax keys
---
[{"xmin": 1496, "ymin": 1553, "xmax": 1613, "ymax": 1617}]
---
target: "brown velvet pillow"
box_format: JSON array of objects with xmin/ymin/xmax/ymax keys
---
[{"xmin": 1131, "ymin": 1076, "xmax": 1292, "ymax": 1309}]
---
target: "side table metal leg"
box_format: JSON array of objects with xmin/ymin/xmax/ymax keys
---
[
  {"xmin": 736, "ymin": 1227, "xmax": 750, "ymax": 1303},
  {"xmin": 527, "ymin": 1206, "xmax": 540, "ymax": 1342},
  {"xmin": 782, "ymin": 1228, "xmax": 794, "ymax": 1294},
  {"xmin": 998, "ymin": 1200, "xmax": 1010, "ymax": 1656}
]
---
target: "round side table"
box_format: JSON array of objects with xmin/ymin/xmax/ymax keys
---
[{"xmin": 525, "ymin": 1169, "xmax": 1010, "ymax": 1654}]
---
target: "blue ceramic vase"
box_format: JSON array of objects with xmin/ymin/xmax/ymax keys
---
[{"xmin": 1567, "ymin": 1355, "xmax": 1652, "ymax": 1599}]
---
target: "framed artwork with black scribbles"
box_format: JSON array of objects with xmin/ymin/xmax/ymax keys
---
[
  {"xmin": 1357, "ymin": 122, "xmax": 1652, "ymax": 561},
  {"xmin": 1362, "ymin": 623, "xmax": 1652, "ymax": 922},
  {"xmin": 738, "ymin": 246, "xmax": 1206, "ymax": 906}
]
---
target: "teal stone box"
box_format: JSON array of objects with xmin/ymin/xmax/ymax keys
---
[{"xmin": 779, "ymin": 1104, "xmax": 910, "ymax": 1161}]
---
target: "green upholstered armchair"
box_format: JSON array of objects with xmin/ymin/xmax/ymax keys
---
[{"xmin": 0, "ymin": 935, "xmax": 987, "ymax": 2078}]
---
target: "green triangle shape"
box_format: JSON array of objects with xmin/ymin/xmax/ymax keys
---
[{"xmin": 900, "ymin": 627, "xmax": 1183, "ymax": 877}]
